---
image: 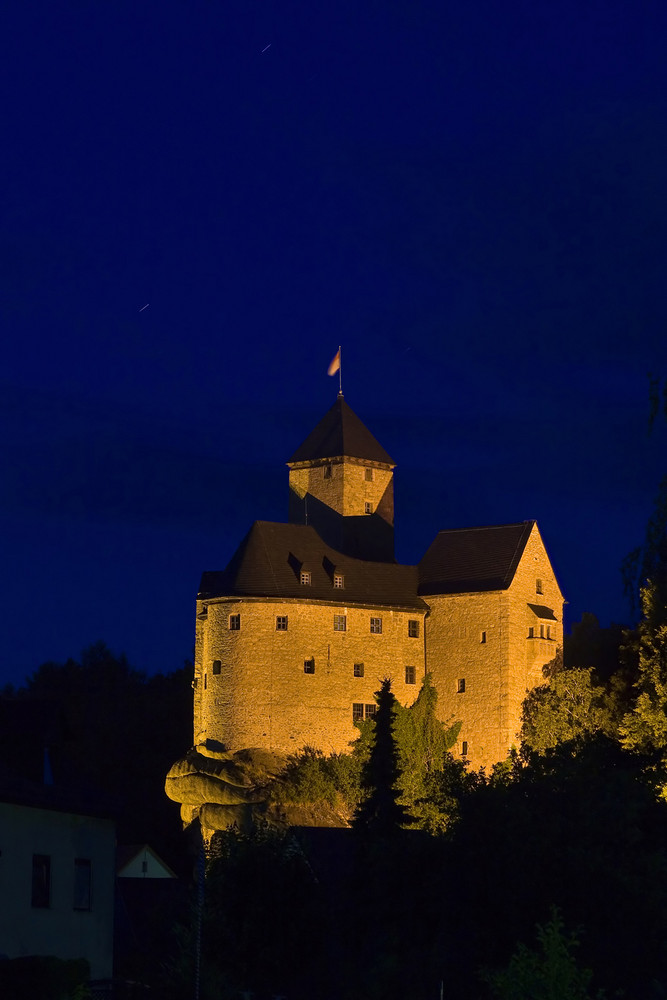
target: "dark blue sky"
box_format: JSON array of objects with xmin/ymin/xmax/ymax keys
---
[{"xmin": 2, "ymin": 1, "xmax": 667, "ymax": 686}]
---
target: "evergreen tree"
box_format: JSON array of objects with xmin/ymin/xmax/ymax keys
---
[{"xmin": 353, "ymin": 678, "xmax": 410, "ymax": 837}]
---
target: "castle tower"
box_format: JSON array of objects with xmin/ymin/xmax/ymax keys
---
[{"xmin": 287, "ymin": 396, "xmax": 396, "ymax": 561}]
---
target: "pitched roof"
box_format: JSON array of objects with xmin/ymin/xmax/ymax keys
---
[
  {"xmin": 200, "ymin": 521, "xmax": 426, "ymax": 610},
  {"xmin": 418, "ymin": 521, "xmax": 535, "ymax": 595},
  {"xmin": 287, "ymin": 396, "xmax": 395, "ymax": 466}
]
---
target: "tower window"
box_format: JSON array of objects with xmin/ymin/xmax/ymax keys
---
[
  {"xmin": 405, "ymin": 665, "xmax": 416, "ymax": 684},
  {"xmin": 370, "ymin": 617, "xmax": 382, "ymax": 634},
  {"xmin": 461, "ymin": 741, "xmax": 469, "ymax": 757},
  {"xmin": 480, "ymin": 630, "xmax": 487, "ymax": 644},
  {"xmin": 333, "ymin": 574, "xmax": 344, "ymax": 589},
  {"xmin": 364, "ymin": 502, "xmax": 373, "ymax": 514},
  {"xmin": 528, "ymin": 626, "xmax": 534, "ymax": 638},
  {"xmin": 229, "ymin": 614, "xmax": 240, "ymax": 631},
  {"xmin": 536, "ymin": 578, "xmax": 543, "ymax": 594},
  {"xmin": 212, "ymin": 660, "xmax": 221, "ymax": 675},
  {"xmin": 353, "ymin": 703, "xmax": 364, "ymax": 722},
  {"xmin": 408, "ymin": 620, "xmax": 420, "ymax": 638},
  {"xmin": 333, "ymin": 615, "xmax": 347, "ymax": 632},
  {"xmin": 304, "ymin": 658, "xmax": 315, "ymax": 674},
  {"xmin": 323, "ymin": 463, "xmax": 332, "ymax": 479},
  {"xmin": 540, "ymin": 624, "xmax": 545, "ymax": 638},
  {"xmin": 547, "ymin": 625, "xmax": 552, "ymax": 639},
  {"xmin": 354, "ymin": 662, "xmax": 364, "ymax": 677},
  {"xmin": 276, "ymin": 616, "xmax": 288, "ymax": 631},
  {"xmin": 300, "ymin": 571, "xmax": 311, "ymax": 585},
  {"xmin": 457, "ymin": 678, "xmax": 466, "ymax": 693},
  {"xmin": 364, "ymin": 467, "xmax": 374, "ymax": 481}
]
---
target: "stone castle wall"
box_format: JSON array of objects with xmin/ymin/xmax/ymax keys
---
[
  {"xmin": 289, "ymin": 459, "xmax": 394, "ymax": 522},
  {"xmin": 194, "ymin": 597, "xmax": 426, "ymax": 754},
  {"xmin": 426, "ymin": 524, "xmax": 563, "ymax": 770}
]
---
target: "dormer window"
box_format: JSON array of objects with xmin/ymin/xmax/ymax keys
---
[
  {"xmin": 300, "ymin": 571, "xmax": 311, "ymax": 586},
  {"xmin": 333, "ymin": 574, "xmax": 344, "ymax": 589}
]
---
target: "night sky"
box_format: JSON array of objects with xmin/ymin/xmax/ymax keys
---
[{"xmin": 2, "ymin": 1, "xmax": 667, "ymax": 687}]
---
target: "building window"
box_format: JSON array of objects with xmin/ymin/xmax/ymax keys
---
[
  {"xmin": 461, "ymin": 741, "xmax": 469, "ymax": 757},
  {"xmin": 365, "ymin": 467, "xmax": 374, "ymax": 481},
  {"xmin": 354, "ymin": 662, "xmax": 364, "ymax": 677},
  {"xmin": 333, "ymin": 614, "xmax": 347, "ymax": 632},
  {"xmin": 528, "ymin": 626, "xmax": 534, "ymax": 638},
  {"xmin": 405, "ymin": 665, "xmax": 416, "ymax": 684},
  {"xmin": 212, "ymin": 660, "xmax": 221, "ymax": 675},
  {"xmin": 304, "ymin": 658, "xmax": 315, "ymax": 674},
  {"xmin": 276, "ymin": 616, "xmax": 288, "ymax": 631},
  {"xmin": 229, "ymin": 614, "xmax": 240, "ymax": 631},
  {"xmin": 364, "ymin": 502, "xmax": 372, "ymax": 514},
  {"xmin": 365, "ymin": 704, "xmax": 377, "ymax": 720},
  {"xmin": 300, "ymin": 571, "xmax": 311, "ymax": 585},
  {"xmin": 31, "ymin": 854, "xmax": 51, "ymax": 908},
  {"xmin": 323, "ymin": 463, "xmax": 332, "ymax": 479},
  {"xmin": 204, "ymin": 673, "xmax": 207, "ymax": 689},
  {"xmin": 73, "ymin": 859, "xmax": 92, "ymax": 911},
  {"xmin": 480, "ymin": 630, "xmax": 487, "ymax": 643},
  {"xmin": 333, "ymin": 574, "xmax": 344, "ymax": 589},
  {"xmin": 547, "ymin": 625, "xmax": 552, "ymax": 639},
  {"xmin": 370, "ymin": 617, "xmax": 382, "ymax": 634},
  {"xmin": 536, "ymin": 578, "xmax": 543, "ymax": 594},
  {"xmin": 353, "ymin": 703, "xmax": 364, "ymax": 722},
  {"xmin": 457, "ymin": 678, "xmax": 466, "ymax": 693},
  {"xmin": 408, "ymin": 620, "xmax": 420, "ymax": 638}
]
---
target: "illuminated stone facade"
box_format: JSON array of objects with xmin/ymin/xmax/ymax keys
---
[{"xmin": 193, "ymin": 396, "xmax": 563, "ymax": 771}]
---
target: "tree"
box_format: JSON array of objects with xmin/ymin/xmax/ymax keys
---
[
  {"xmin": 353, "ymin": 678, "xmax": 411, "ymax": 837},
  {"xmin": 619, "ymin": 582, "xmax": 667, "ymax": 793},
  {"xmin": 484, "ymin": 909, "xmax": 605, "ymax": 1000},
  {"xmin": 521, "ymin": 668, "xmax": 614, "ymax": 753}
]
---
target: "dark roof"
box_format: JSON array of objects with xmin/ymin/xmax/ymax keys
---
[
  {"xmin": 287, "ymin": 396, "xmax": 395, "ymax": 466},
  {"xmin": 528, "ymin": 603, "xmax": 558, "ymax": 621},
  {"xmin": 200, "ymin": 521, "xmax": 426, "ymax": 610},
  {"xmin": 418, "ymin": 522, "xmax": 535, "ymax": 595}
]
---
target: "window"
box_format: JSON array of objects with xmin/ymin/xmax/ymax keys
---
[
  {"xmin": 528, "ymin": 626, "xmax": 534, "ymax": 638},
  {"xmin": 353, "ymin": 703, "xmax": 364, "ymax": 722},
  {"xmin": 73, "ymin": 859, "xmax": 91, "ymax": 911},
  {"xmin": 540, "ymin": 624, "xmax": 545, "ymax": 638},
  {"xmin": 333, "ymin": 614, "xmax": 347, "ymax": 632},
  {"xmin": 204, "ymin": 673, "xmax": 207, "ymax": 689},
  {"xmin": 333, "ymin": 574, "xmax": 344, "ymax": 589},
  {"xmin": 300, "ymin": 571, "xmax": 311, "ymax": 585},
  {"xmin": 229, "ymin": 614, "xmax": 240, "ymax": 631},
  {"xmin": 408, "ymin": 619, "xmax": 420, "ymax": 638},
  {"xmin": 457, "ymin": 678, "xmax": 466, "ymax": 693},
  {"xmin": 536, "ymin": 578, "xmax": 543, "ymax": 594},
  {"xmin": 354, "ymin": 662, "xmax": 365, "ymax": 677},
  {"xmin": 364, "ymin": 467, "xmax": 374, "ymax": 481},
  {"xmin": 547, "ymin": 625, "xmax": 552, "ymax": 639},
  {"xmin": 31, "ymin": 854, "xmax": 51, "ymax": 908},
  {"xmin": 141, "ymin": 860, "xmax": 148, "ymax": 874},
  {"xmin": 276, "ymin": 616, "xmax": 288, "ymax": 631},
  {"xmin": 364, "ymin": 502, "xmax": 372, "ymax": 514},
  {"xmin": 365, "ymin": 704, "xmax": 377, "ymax": 720},
  {"xmin": 461, "ymin": 741, "xmax": 469, "ymax": 757},
  {"xmin": 323, "ymin": 463, "xmax": 332, "ymax": 479},
  {"xmin": 370, "ymin": 617, "xmax": 382, "ymax": 634},
  {"xmin": 212, "ymin": 660, "xmax": 221, "ymax": 675},
  {"xmin": 405, "ymin": 665, "xmax": 416, "ymax": 684},
  {"xmin": 480, "ymin": 630, "xmax": 487, "ymax": 643},
  {"xmin": 304, "ymin": 658, "xmax": 315, "ymax": 674}
]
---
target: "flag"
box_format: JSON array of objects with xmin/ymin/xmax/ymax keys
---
[{"xmin": 327, "ymin": 349, "xmax": 341, "ymax": 376}]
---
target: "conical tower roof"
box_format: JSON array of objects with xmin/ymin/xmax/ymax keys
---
[{"xmin": 287, "ymin": 396, "xmax": 395, "ymax": 465}]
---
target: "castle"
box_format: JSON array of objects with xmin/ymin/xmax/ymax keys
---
[{"xmin": 192, "ymin": 394, "xmax": 563, "ymax": 771}]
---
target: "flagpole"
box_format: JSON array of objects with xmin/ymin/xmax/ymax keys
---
[{"xmin": 338, "ymin": 345, "xmax": 343, "ymax": 395}]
